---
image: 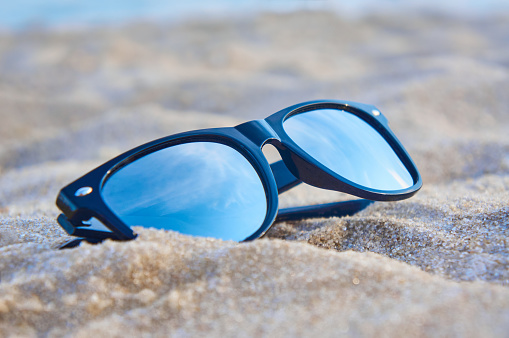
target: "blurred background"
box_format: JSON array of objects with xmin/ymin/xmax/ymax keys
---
[
  {"xmin": 0, "ymin": 0, "xmax": 508, "ymax": 183},
  {"xmin": 2, "ymin": 0, "xmax": 509, "ymax": 29}
]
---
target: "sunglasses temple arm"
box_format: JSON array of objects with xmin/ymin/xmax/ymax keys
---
[
  {"xmin": 270, "ymin": 160, "xmax": 302, "ymax": 194},
  {"xmin": 275, "ymin": 199, "xmax": 374, "ymax": 223},
  {"xmin": 269, "ymin": 160, "xmax": 374, "ymax": 221}
]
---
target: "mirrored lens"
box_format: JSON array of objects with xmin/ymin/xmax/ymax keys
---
[
  {"xmin": 101, "ymin": 142, "xmax": 267, "ymax": 241},
  {"xmin": 283, "ymin": 109, "xmax": 413, "ymax": 190}
]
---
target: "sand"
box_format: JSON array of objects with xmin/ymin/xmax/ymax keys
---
[{"xmin": 1, "ymin": 11, "xmax": 509, "ymax": 337}]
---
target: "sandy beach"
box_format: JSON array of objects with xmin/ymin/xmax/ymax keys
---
[{"xmin": 1, "ymin": 10, "xmax": 509, "ymax": 337}]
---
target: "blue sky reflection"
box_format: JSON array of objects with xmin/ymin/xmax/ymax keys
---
[
  {"xmin": 102, "ymin": 142, "xmax": 267, "ymax": 241},
  {"xmin": 283, "ymin": 109, "xmax": 413, "ymax": 191}
]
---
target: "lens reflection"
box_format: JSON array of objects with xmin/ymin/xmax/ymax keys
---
[
  {"xmin": 283, "ymin": 109, "xmax": 413, "ymax": 190},
  {"xmin": 101, "ymin": 142, "xmax": 267, "ymax": 241}
]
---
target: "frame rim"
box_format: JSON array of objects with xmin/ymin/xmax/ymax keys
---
[
  {"xmin": 56, "ymin": 129, "xmax": 280, "ymax": 242},
  {"xmin": 264, "ymin": 100, "xmax": 422, "ymax": 201}
]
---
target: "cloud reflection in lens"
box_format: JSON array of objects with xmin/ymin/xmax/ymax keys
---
[
  {"xmin": 283, "ymin": 109, "xmax": 414, "ymax": 191},
  {"xmin": 101, "ymin": 142, "xmax": 267, "ymax": 241}
]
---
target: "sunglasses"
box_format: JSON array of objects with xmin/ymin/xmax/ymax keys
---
[{"xmin": 56, "ymin": 100, "xmax": 422, "ymax": 248}]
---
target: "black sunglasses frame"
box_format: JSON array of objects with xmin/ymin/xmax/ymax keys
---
[{"xmin": 56, "ymin": 100, "xmax": 422, "ymax": 245}]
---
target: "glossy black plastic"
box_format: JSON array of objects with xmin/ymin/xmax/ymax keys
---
[{"xmin": 56, "ymin": 100, "xmax": 422, "ymax": 244}]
